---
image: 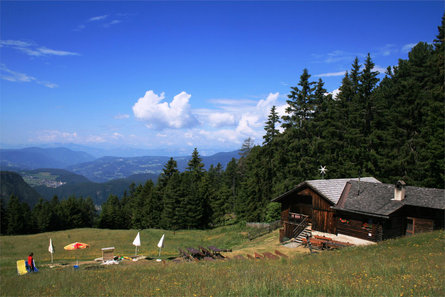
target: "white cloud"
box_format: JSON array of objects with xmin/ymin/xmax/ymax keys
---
[
  {"xmin": 114, "ymin": 113, "xmax": 130, "ymax": 120},
  {"xmin": 36, "ymin": 47, "xmax": 79, "ymax": 56},
  {"xmin": 203, "ymin": 92, "xmax": 284, "ymax": 144},
  {"xmin": 76, "ymin": 14, "xmax": 125, "ymax": 31},
  {"xmin": 208, "ymin": 113, "xmax": 235, "ymax": 127},
  {"xmin": 38, "ymin": 81, "xmax": 58, "ymax": 88},
  {"xmin": 0, "ymin": 64, "xmax": 58, "ymax": 88},
  {"xmin": 373, "ymin": 65, "xmax": 387, "ymax": 74},
  {"xmin": 402, "ymin": 43, "xmax": 417, "ymax": 53},
  {"xmin": 0, "ymin": 40, "xmax": 32, "ymax": 47},
  {"xmin": 315, "ymin": 71, "xmax": 346, "ymax": 77},
  {"xmin": 0, "ymin": 64, "xmax": 35, "ymax": 82},
  {"xmin": 85, "ymin": 135, "xmax": 106, "ymax": 143},
  {"xmin": 89, "ymin": 15, "xmax": 108, "ymax": 22},
  {"xmin": 236, "ymin": 114, "xmax": 260, "ymax": 136},
  {"xmin": 0, "ymin": 39, "xmax": 79, "ymax": 57},
  {"xmin": 378, "ymin": 44, "xmax": 397, "ymax": 56},
  {"xmin": 328, "ymin": 88, "xmax": 340, "ymax": 100},
  {"xmin": 36, "ymin": 130, "xmax": 78, "ymax": 142},
  {"xmin": 132, "ymin": 90, "xmax": 199, "ymax": 129},
  {"xmin": 313, "ymin": 50, "xmax": 365, "ymax": 64},
  {"xmin": 103, "ymin": 20, "xmax": 122, "ymax": 28},
  {"xmin": 112, "ymin": 132, "xmax": 123, "ymax": 139}
]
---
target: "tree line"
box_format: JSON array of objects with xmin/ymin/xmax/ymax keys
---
[
  {"xmin": 1, "ymin": 195, "xmax": 96, "ymax": 235},
  {"xmin": 2, "ymin": 15, "xmax": 443, "ymax": 235}
]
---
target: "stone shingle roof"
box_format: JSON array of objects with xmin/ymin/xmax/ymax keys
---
[
  {"xmin": 306, "ymin": 177, "xmax": 381, "ymax": 204},
  {"xmin": 271, "ymin": 177, "xmax": 381, "ymax": 204},
  {"xmin": 334, "ymin": 181, "xmax": 445, "ymax": 217}
]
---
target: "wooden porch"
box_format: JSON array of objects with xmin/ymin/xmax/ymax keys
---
[{"xmin": 279, "ymin": 212, "xmax": 310, "ymax": 242}]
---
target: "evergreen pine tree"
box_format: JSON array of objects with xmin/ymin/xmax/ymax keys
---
[
  {"xmin": 263, "ymin": 105, "xmax": 280, "ymax": 146},
  {"xmin": 6, "ymin": 195, "xmax": 29, "ymax": 234}
]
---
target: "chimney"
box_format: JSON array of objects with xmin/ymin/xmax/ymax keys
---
[{"xmin": 393, "ymin": 180, "xmax": 406, "ymax": 201}]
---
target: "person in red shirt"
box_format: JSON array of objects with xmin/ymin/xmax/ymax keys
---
[{"xmin": 28, "ymin": 252, "xmax": 35, "ymax": 272}]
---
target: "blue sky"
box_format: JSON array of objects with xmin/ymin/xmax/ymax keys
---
[{"xmin": 1, "ymin": 1, "xmax": 443, "ymax": 156}]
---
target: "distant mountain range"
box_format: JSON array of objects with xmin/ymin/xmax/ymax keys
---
[
  {"xmin": 0, "ymin": 147, "xmax": 95, "ymax": 170},
  {"xmin": 1, "ymin": 146, "xmax": 240, "ymax": 182},
  {"xmin": 67, "ymin": 151, "xmax": 240, "ymax": 182},
  {"xmin": 0, "ymin": 146, "xmax": 240, "ymax": 205}
]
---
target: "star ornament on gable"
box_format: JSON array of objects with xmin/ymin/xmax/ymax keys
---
[{"xmin": 319, "ymin": 166, "xmax": 328, "ymax": 178}]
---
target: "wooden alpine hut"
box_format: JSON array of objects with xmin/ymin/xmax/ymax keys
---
[{"xmin": 272, "ymin": 177, "xmax": 381, "ymax": 242}]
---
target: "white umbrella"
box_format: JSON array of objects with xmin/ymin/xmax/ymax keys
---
[
  {"xmin": 48, "ymin": 238, "xmax": 55, "ymax": 263},
  {"xmin": 157, "ymin": 234, "xmax": 165, "ymax": 261},
  {"xmin": 132, "ymin": 232, "xmax": 141, "ymax": 255}
]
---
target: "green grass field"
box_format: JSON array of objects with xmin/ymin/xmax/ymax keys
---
[{"xmin": 1, "ymin": 226, "xmax": 444, "ymax": 296}]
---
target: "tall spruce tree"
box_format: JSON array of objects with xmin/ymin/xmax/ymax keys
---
[
  {"xmin": 263, "ymin": 106, "xmax": 280, "ymax": 145},
  {"xmin": 187, "ymin": 148, "xmax": 205, "ymax": 173},
  {"xmin": 282, "ymin": 68, "xmax": 316, "ymax": 129}
]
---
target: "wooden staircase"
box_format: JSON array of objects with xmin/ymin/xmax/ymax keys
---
[{"xmin": 293, "ymin": 225, "xmax": 312, "ymax": 245}]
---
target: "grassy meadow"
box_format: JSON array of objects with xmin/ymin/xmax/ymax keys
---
[{"xmin": 0, "ymin": 225, "xmax": 444, "ymax": 296}]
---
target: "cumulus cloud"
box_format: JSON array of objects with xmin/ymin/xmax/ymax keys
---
[
  {"xmin": 130, "ymin": 91, "xmax": 288, "ymax": 150},
  {"xmin": 206, "ymin": 92, "xmax": 284, "ymax": 142},
  {"xmin": 328, "ymin": 88, "xmax": 341, "ymax": 100},
  {"xmin": 0, "ymin": 40, "xmax": 79, "ymax": 57},
  {"xmin": 373, "ymin": 65, "xmax": 387, "ymax": 74},
  {"xmin": 208, "ymin": 113, "xmax": 235, "ymax": 127},
  {"xmin": 132, "ymin": 90, "xmax": 199, "ymax": 129}
]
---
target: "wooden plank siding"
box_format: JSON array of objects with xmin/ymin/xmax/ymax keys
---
[
  {"xmin": 278, "ymin": 186, "xmax": 337, "ymax": 240},
  {"xmin": 298, "ymin": 188, "xmax": 336, "ymax": 234},
  {"xmin": 336, "ymin": 216, "xmax": 383, "ymax": 242}
]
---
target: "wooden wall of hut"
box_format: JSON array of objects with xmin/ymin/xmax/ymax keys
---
[
  {"xmin": 335, "ymin": 213, "xmax": 383, "ymax": 242},
  {"xmin": 298, "ymin": 188, "xmax": 336, "ymax": 234},
  {"xmin": 382, "ymin": 210, "xmax": 405, "ymax": 240},
  {"xmin": 403, "ymin": 206, "xmax": 444, "ymax": 230}
]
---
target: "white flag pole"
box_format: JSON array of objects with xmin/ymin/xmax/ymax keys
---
[
  {"xmin": 133, "ymin": 232, "xmax": 141, "ymax": 256},
  {"xmin": 157, "ymin": 234, "xmax": 165, "ymax": 261},
  {"xmin": 48, "ymin": 238, "xmax": 54, "ymax": 263}
]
